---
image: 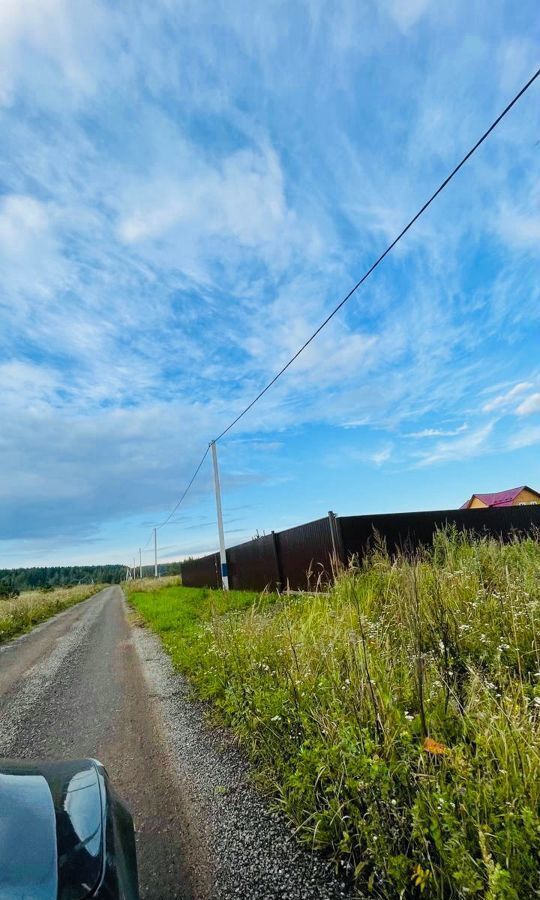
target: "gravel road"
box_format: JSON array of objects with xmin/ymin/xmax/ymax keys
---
[{"xmin": 0, "ymin": 587, "xmax": 355, "ymax": 900}]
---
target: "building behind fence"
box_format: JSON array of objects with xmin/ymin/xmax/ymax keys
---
[{"xmin": 180, "ymin": 504, "xmax": 540, "ymax": 592}]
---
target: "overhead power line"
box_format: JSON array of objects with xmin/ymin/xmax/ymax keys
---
[
  {"xmin": 131, "ymin": 447, "xmax": 210, "ymax": 569},
  {"xmin": 155, "ymin": 446, "xmax": 210, "ymax": 531},
  {"xmin": 141, "ymin": 65, "xmax": 540, "ymax": 549},
  {"xmin": 214, "ymin": 65, "xmax": 540, "ymax": 442}
]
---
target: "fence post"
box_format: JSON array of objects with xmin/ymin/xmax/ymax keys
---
[
  {"xmin": 328, "ymin": 510, "xmax": 345, "ymax": 579},
  {"xmin": 271, "ymin": 530, "xmax": 283, "ymax": 592}
]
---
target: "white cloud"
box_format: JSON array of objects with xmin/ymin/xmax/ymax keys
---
[
  {"xmin": 1, "ymin": 0, "xmax": 539, "ymax": 563},
  {"xmin": 516, "ymin": 393, "xmax": 540, "ymax": 416},
  {"xmin": 416, "ymin": 422, "xmax": 496, "ymax": 467},
  {"xmin": 482, "ymin": 382, "xmax": 533, "ymax": 413},
  {"xmin": 117, "ymin": 145, "xmax": 289, "ymax": 255},
  {"xmin": 383, "ymin": 0, "xmax": 432, "ymax": 32},
  {"xmin": 497, "ymin": 204, "xmax": 540, "ymax": 249},
  {"xmin": 407, "ymin": 424, "xmax": 468, "ymax": 438},
  {"xmin": 508, "ymin": 425, "xmax": 540, "ymax": 450},
  {"xmin": 0, "ymin": 193, "xmax": 70, "ymax": 311},
  {"xmin": 0, "ymin": 0, "xmax": 105, "ymax": 106},
  {"xmin": 0, "ymin": 193, "xmax": 49, "ymax": 247},
  {"xmin": 0, "ymin": 361, "xmax": 59, "ymax": 407},
  {"xmin": 370, "ymin": 444, "xmax": 393, "ymax": 466}
]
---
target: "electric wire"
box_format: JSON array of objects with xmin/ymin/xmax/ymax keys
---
[
  {"xmin": 154, "ymin": 446, "xmax": 210, "ymax": 531},
  {"xmin": 137, "ymin": 65, "xmax": 540, "ymax": 554},
  {"xmin": 214, "ymin": 64, "xmax": 540, "ymax": 442}
]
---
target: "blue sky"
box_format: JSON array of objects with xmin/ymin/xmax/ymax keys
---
[{"xmin": 1, "ymin": 1, "xmax": 540, "ymax": 569}]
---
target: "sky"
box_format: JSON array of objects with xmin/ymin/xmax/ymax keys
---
[{"xmin": 1, "ymin": 0, "xmax": 540, "ymax": 569}]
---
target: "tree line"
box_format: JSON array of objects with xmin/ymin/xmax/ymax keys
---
[{"xmin": 0, "ymin": 562, "xmax": 183, "ymax": 597}]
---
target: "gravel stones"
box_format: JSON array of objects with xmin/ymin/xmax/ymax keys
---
[{"xmin": 132, "ymin": 624, "xmax": 358, "ymax": 900}]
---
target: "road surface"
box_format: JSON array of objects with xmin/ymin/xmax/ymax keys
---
[
  {"xmin": 0, "ymin": 586, "xmax": 353, "ymax": 900},
  {"xmin": 0, "ymin": 586, "xmax": 197, "ymax": 900}
]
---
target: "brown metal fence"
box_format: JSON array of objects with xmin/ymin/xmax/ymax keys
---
[
  {"xmin": 275, "ymin": 517, "xmax": 335, "ymax": 591},
  {"xmin": 228, "ymin": 532, "xmax": 279, "ymax": 592},
  {"xmin": 181, "ymin": 505, "xmax": 540, "ymax": 591},
  {"xmin": 339, "ymin": 505, "xmax": 540, "ymax": 561},
  {"xmin": 181, "ymin": 551, "xmax": 221, "ymax": 589}
]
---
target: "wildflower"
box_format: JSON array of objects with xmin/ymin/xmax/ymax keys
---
[
  {"xmin": 498, "ymin": 643, "xmax": 510, "ymax": 651},
  {"xmin": 404, "ymin": 711, "xmax": 414, "ymax": 721},
  {"xmin": 270, "ymin": 714, "xmax": 282, "ymax": 721}
]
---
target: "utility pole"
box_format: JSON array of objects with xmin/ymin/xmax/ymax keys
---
[
  {"xmin": 139, "ymin": 547, "xmax": 143, "ymax": 580},
  {"xmin": 210, "ymin": 440, "xmax": 229, "ymax": 590},
  {"xmin": 154, "ymin": 528, "xmax": 158, "ymax": 578}
]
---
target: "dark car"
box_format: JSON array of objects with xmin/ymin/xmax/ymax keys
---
[{"xmin": 0, "ymin": 758, "xmax": 139, "ymax": 899}]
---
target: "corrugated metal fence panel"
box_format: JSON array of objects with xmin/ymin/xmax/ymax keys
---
[
  {"xmin": 277, "ymin": 517, "xmax": 334, "ymax": 591},
  {"xmin": 181, "ymin": 507, "xmax": 540, "ymax": 592},
  {"xmin": 339, "ymin": 505, "xmax": 540, "ymax": 561},
  {"xmin": 181, "ymin": 552, "xmax": 221, "ymax": 589},
  {"xmin": 227, "ymin": 533, "xmax": 279, "ymax": 592}
]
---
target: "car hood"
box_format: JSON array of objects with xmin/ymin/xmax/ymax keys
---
[{"xmin": 0, "ymin": 759, "xmax": 105, "ymax": 900}]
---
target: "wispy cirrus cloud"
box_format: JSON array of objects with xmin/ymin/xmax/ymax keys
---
[
  {"xmin": 406, "ymin": 425, "xmax": 468, "ymax": 438},
  {"xmin": 516, "ymin": 393, "xmax": 540, "ymax": 416},
  {"xmin": 1, "ymin": 0, "xmax": 540, "ymax": 564},
  {"xmin": 482, "ymin": 382, "xmax": 534, "ymax": 413},
  {"xmin": 415, "ymin": 422, "xmax": 497, "ymax": 467}
]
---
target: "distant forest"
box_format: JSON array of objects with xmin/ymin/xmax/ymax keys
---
[{"xmin": 0, "ymin": 561, "xmax": 182, "ymax": 596}]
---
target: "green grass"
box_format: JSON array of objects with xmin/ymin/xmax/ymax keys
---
[
  {"xmin": 126, "ymin": 532, "xmax": 540, "ymax": 899},
  {"xmin": 125, "ymin": 577, "xmax": 277, "ymax": 671},
  {"xmin": 0, "ymin": 583, "xmax": 104, "ymax": 643}
]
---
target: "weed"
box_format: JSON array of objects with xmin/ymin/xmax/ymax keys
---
[
  {"xmin": 0, "ymin": 583, "xmax": 103, "ymax": 643},
  {"xmin": 127, "ymin": 532, "xmax": 540, "ymax": 898}
]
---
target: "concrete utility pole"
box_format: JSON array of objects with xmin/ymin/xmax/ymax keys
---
[
  {"xmin": 210, "ymin": 440, "xmax": 229, "ymax": 590},
  {"xmin": 154, "ymin": 528, "xmax": 158, "ymax": 578},
  {"xmin": 139, "ymin": 548, "xmax": 143, "ymax": 580}
]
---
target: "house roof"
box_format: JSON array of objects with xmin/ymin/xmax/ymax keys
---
[{"xmin": 460, "ymin": 486, "xmax": 538, "ymax": 509}]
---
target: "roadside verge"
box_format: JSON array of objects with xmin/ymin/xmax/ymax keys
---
[
  {"xmin": 0, "ymin": 583, "xmax": 105, "ymax": 644},
  {"xmin": 125, "ymin": 531, "xmax": 540, "ymax": 899}
]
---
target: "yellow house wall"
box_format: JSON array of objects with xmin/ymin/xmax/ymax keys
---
[
  {"xmin": 469, "ymin": 497, "xmax": 488, "ymax": 509},
  {"xmin": 513, "ymin": 488, "xmax": 540, "ymax": 505}
]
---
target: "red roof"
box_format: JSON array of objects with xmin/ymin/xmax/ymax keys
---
[{"xmin": 460, "ymin": 486, "xmax": 530, "ymax": 509}]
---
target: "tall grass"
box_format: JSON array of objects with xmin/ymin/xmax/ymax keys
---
[
  {"xmin": 129, "ymin": 532, "xmax": 540, "ymax": 898},
  {"xmin": 0, "ymin": 584, "xmax": 104, "ymax": 643}
]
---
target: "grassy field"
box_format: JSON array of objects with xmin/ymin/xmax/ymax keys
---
[
  {"xmin": 0, "ymin": 583, "xmax": 104, "ymax": 643},
  {"xmin": 126, "ymin": 533, "xmax": 540, "ymax": 899}
]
